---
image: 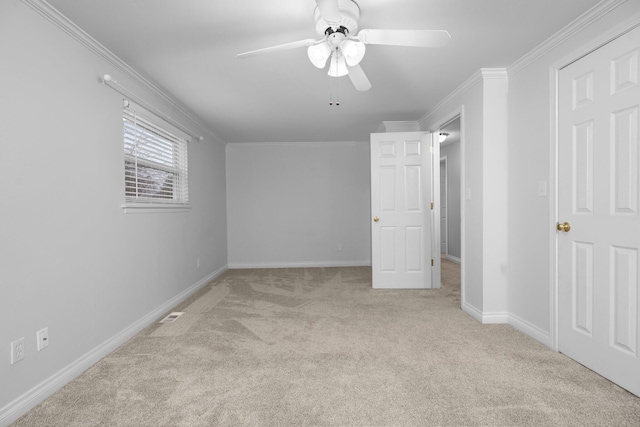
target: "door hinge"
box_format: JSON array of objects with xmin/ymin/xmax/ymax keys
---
[
  {"xmin": 430, "ymin": 202, "xmax": 434, "ymax": 210},
  {"xmin": 431, "ymin": 259, "xmax": 434, "ymax": 267}
]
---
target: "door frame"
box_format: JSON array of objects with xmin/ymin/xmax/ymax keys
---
[
  {"xmin": 431, "ymin": 108, "xmax": 465, "ymax": 302},
  {"xmin": 440, "ymin": 156, "xmax": 449, "ymax": 256},
  {"xmin": 549, "ymin": 17, "xmax": 640, "ymax": 352}
]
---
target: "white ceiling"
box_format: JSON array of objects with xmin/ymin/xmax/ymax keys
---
[{"xmin": 47, "ymin": 0, "xmax": 601, "ymax": 143}]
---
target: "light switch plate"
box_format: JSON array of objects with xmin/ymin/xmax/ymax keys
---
[{"xmin": 538, "ymin": 181, "xmax": 548, "ymax": 197}]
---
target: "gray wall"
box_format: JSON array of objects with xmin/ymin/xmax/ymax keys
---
[
  {"xmin": 0, "ymin": 1, "xmax": 227, "ymax": 419},
  {"xmin": 226, "ymin": 142, "xmax": 371, "ymax": 267},
  {"xmin": 441, "ymin": 141, "xmax": 461, "ymax": 259}
]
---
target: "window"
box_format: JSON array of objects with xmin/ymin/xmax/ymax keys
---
[{"xmin": 123, "ymin": 104, "xmax": 189, "ymax": 209}]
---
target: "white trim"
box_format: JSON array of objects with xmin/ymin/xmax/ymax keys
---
[
  {"xmin": 508, "ymin": 313, "xmax": 551, "ymax": 347},
  {"xmin": 0, "ymin": 265, "xmax": 227, "ymax": 426},
  {"xmin": 445, "ymin": 254, "xmax": 461, "ymax": 264},
  {"xmin": 423, "ymin": 106, "xmax": 466, "ymax": 313},
  {"xmin": 375, "ymin": 121, "xmax": 421, "ymax": 133},
  {"xmin": 20, "ymin": 0, "xmax": 224, "ymax": 145},
  {"xmin": 480, "ymin": 68, "xmax": 509, "ymax": 79},
  {"xmin": 226, "ymin": 140, "xmax": 368, "ymax": 148},
  {"xmin": 121, "ymin": 204, "xmax": 192, "ymax": 214},
  {"xmin": 509, "ymin": 0, "xmax": 627, "ymax": 75},
  {"xmin": 228, "ymin": 260, "xmax": 372, "ymax": 269},
  {"xmin": 440, "ymin": 155, "xmax": 448, "ymax": 256},
  {"xmin": 419, "ymin": 72, "xmax": 481, "ymax": 126},
  {"xmin": 548, "ymin": 11, "xmax": 640, "ymax": 354},
  {"xmin": 430, "ymin": 132, "xmax": 441, "ymax": 290},
  {"xmin": 482, "ymin": 312, "xmax": 509, "ymax": 324},
  {"xmin": 462, "ymin": 301, "xmax": 483, "ymax": 323}
]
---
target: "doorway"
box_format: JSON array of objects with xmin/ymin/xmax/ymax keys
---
[{"xmin": 438, "ymin": 116, "xmax": 462, "ymax": 294}]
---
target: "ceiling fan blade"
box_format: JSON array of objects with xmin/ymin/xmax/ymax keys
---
[
  {"xmin": 237, "ymin": 39, "xmax": 318, "ymax": 58},
  {"xmin": 347, "ymin": 64, "xmax": 372, "ymax": 92},
  {"xmin": 316, "ymin": 0, "xmax": 341, "ymax": 22},
  {"xmin": 357, "ymin": 29, "xmax": 451, "ymax": 48}
]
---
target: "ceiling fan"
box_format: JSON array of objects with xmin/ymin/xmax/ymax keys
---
[{"xmin": 237, "ymin": 0, "xmax": 451, "ymax": 92}]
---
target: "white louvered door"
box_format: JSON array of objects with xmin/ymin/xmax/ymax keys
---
[{"xmin": 558, "ymin": 25, "xmax": 640, "ymax": 397}]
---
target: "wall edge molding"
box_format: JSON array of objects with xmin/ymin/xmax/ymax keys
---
[
  {"xmin": 461, "ymin": 301, "xmax": 483, "ymax": 323},
  {"xmin": 480, "ymin": 68, "xmax": 508, "ymax": 79},
  {"xmin": 419, "ymin": 70, "xmax": 482, "ymax": 126},
  {"xmin": 20, "ymin": 0, "xmax": 225, "ymax": 145},
  {"xmin": 481, "ymin": 311, "xmax": 509, "ymax": 324},
  {"xmin": 228, "ymin": 260, "xmax": 372, "ymax": 269},
  {"xmin": 445, "ymin": 255, "xmax": 461, "ymax": 264},
  {"xmin": 508, "ymin": 0, "xmax": 627, "ymax": 75},
  {"xmin": 508, "ymin": 313, "xmax": 551, "ymax": 348},
  {"xmin": 225, "ymin": 141, "xmax": 368, "ymax": 148},
  {"xmin": 0, "ymin": 265, "xmax": 227, "ymax": 426},
  {"xmin": 375, "ymin": 121, "xmax": 421, "ymax": 133}
]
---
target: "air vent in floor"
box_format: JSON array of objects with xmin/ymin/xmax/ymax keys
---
[{"xmin": 159, "ymin": 312, "xmax": 185, "ymax": 323}]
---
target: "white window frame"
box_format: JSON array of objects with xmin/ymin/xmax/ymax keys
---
[{"xmin": 122, "ymin": 102, "xmax": 190, "ymax": 213}]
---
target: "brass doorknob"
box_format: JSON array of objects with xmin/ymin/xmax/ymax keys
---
[
  {"xmin": 556, "ymin": 222, "xmax": 571, "ymax": 232},
  {"xmin": 373, "ymin": 216, "xmax": 379, "ymax": 222}
]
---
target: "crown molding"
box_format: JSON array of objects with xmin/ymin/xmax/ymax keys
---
[
  {"xmin": 226, "ymin": 141, "xmax": 368, "ymax": 148},
  {"xmin": 375, "ymin": 121, "xmax": 421, "ymax": 133},
  {"xmin": 508, "ymin": 0, "xmax": 627, "ymax": 75},
  {"xmin": 419, "ymin": 70, "xmax": 482, "ymax": 126},
  {"xmin": 480, "ymin": 68, "xmax": 508, "ymax": 79},
  {"xmin": 421, "ymin": 0, "xmax": 625, "ymax": 125},
  {"xmin": 20, "ymin": 0, "xmax": 225, "ymax": 145}
]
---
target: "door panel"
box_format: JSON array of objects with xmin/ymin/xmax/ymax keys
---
[
  {"xmin": 558, "ymin": 25, "xmax": 640, "ymax": 397},
  {"xmin": 371, "ymin": 132, "xmax": 432, "ymax": 289}
]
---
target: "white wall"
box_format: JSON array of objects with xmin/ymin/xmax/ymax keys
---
[
  {"xmin": 226, "ymin": 142, "xmax": 371, "ymax": 267},
  {"xmin": 422, "ymin": 0, "xmax": 640, "ymax": 343},
  {"xmin": 481, "ymin": 71, "xmax": 509, "ymax": 319},
  {"xmin": 505, "ymin": 0, "xmax": 640, "ymax": 339},
  {"xmin": 0, "ymin": 1, "xmax": 227, "ymax": 422},
  {"xmin": 421, "ymin": 80, "xmax": 486, "ymax": 315}
]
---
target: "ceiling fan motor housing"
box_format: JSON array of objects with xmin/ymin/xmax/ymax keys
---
[{"xmin": 314, "ymin": 0, "xmax": 360, "ymax": 36}]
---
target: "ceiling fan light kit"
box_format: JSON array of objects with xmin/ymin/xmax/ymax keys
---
[
  {"xmin": 341, "ymin": 39, "xmax": 365, "ymax": 66},
  {"xmin": 237, "ymin": 0, "xmax": 451, "ymax": 92},
  {"xmin": 328, "ymin": 52, "xmax": 349, "ymax": 77},
  {"xmin": 308, "ymin": 43, "xmax": 332, "ymax": 68}
]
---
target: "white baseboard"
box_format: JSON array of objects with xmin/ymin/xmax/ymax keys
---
[
  {"xmin": 461, "ymin": 302, "xmax": 508, "ymax": 325},
  {"xmin": 461, "ymin": 301, "xmax": 483, "ymax": 322},
  {"xmin": 0, "ymin": 265, "xmax": 227, "ymax": 427},
  {"xmin": 482, "ymin": 311, "xmax": 509, "ymax": 324},
  {"xmin": 228, "ymin": 260, "xmax": 372, "ymax": 269},
  {"xmin": 445, "ymin": 254, "xmax": 461, "ymax": 264},
  {"xmin": 508, "ymin": 312, "xmax": 551, "ymax": 347},
  {"xmin": 462, "ymin": 303, "xmax": 550, "ymax": 347}
]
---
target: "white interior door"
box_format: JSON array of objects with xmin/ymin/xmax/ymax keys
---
[
  {"xmin": 558, "ymin": 25, "xmax": 640, "ymax": 396},
  {"xmin": 370, "ymin": 131, "xmax": 433, "ymax": 289}
]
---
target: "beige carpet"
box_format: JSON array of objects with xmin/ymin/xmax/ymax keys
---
[{"xmin": 13, "ymin": 261, "xmax": 640, "ymax": 426}]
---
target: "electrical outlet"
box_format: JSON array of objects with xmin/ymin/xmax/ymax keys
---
[
  {"xmin": 37, "ymin": 327, "xmax": 49, "ymax": 351},
  {"xmin": 11, "ymin": 338, "xmax": 25, "ymax": 364},
  {"xmin": 337, "ymin": 243, "xmax": 343, "ymax": 251}
]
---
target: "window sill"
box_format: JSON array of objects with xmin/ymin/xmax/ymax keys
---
[{"xmin": 122, "ymin": 203, "xmax": 191, "ymax": 214}]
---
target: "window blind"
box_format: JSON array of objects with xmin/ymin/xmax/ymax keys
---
[{"xmin": 123, "ymin": 106, "xmax": 189, "ymax": 204}]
